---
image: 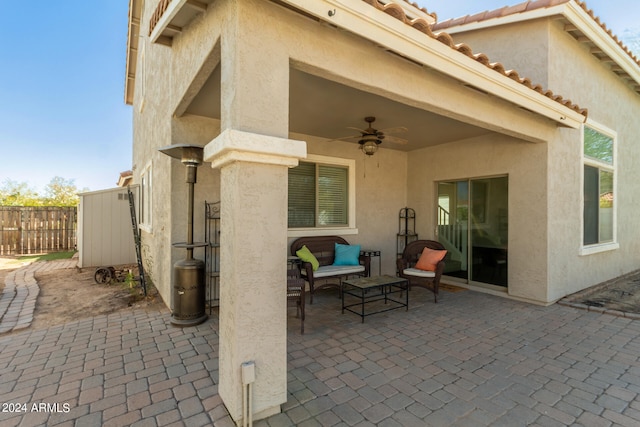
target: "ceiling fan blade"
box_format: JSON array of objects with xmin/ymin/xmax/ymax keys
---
[
  {"xmin": 384, "ymin": 135, "xmax": 409, "ymax": 145},
  {"xmin": 346, "ymin": 127, "xmax": 368, "ymax": 133},
  {"xmin": 326, "ymin": 134, "xmax": 360, "ymax": 142},
  {"xmin": 379, "ymin": 126, "xmax": 408, "ymax": 135}
]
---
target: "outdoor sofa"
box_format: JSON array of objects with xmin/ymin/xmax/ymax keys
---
[{"xmin": 291, "ymin": 236, "xmax": 370, "ymax": 304}]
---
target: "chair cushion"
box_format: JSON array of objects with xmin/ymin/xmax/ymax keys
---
[
  {"xmin": 403, "ymin": 268, "xmax": 436, "ymax": 278},
  {"xmin": 307, "ymin": 264, "xmax": 365, "ymax": 278},
  {"xmin": 415, "ymin": 247, "xmax": 447, "ymax": 271},
  {"xmin": 296, "ymin": 245, "xmax": 319, "ymax": 271},
  {"xmin": 333, "ymin": 243, "xmax": 361, "ymax": 266}
]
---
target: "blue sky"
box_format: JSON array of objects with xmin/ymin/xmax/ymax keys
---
[
  {"xmin": 0, "ymin": 1, "xmax": 637, "ymax": 194},
  {"xmin": 0, "ymin": 1, "xmax": 131, "ymax": 194}
]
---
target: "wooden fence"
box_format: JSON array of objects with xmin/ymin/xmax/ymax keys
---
[{"xmin": 0, "ymin": 207, "xmax": 77, "ymax": 255}]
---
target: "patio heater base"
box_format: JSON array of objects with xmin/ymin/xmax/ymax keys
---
[
  {"xmin": 171, "ymin": 315, "xmax": 208, "ymax": 327},
  {"xmin": 170, "ymin": 257, "xmax": 208, "ymax": 327}
]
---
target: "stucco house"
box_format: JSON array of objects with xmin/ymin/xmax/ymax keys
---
[{"xmin": 124, "ymin": 0, "xmax": 640, "ymax": 423}]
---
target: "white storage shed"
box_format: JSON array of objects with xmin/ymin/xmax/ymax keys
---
[{"xmin": 77, "ymin": 186, "xmax": 139, "ymax": 268}]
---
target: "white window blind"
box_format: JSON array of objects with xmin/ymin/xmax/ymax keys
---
[
  {"xmin": 318, "ymin": 165, "xmax": 348, "ymax": 226},
  {"xmin": 288, "ymin": 161, "xmax": 349, "ymax": 228}
]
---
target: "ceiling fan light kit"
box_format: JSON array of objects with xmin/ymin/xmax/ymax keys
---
[{"xmin": 359, "ymin": 136, "xmax": 381, "ymax": 155}]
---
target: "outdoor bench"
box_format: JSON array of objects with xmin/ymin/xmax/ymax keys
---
[{"xmin": 290, "ymin": 236, "xmax": 370, "ymax": 304}]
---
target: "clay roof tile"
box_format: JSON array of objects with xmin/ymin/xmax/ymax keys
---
[
  {"xmin": 360, "ymin": 0, "xmax": 589, "ymax": 117},
  {"xmin": 455, "ymin": 43, "xmax": 474, "ymax": 57},
  {"xmin": 484, "ymin": 7, "xmax": 509, "ymax": 20},
  {"xmin": 506, "ymin": 70, "xmax": 523, "ymax": 81},
  {"xmin": 410, "ymin": 18, "xmax": 433, "ymax": 36},
  {"xmin": 382, "ymin": 3, "xmax": 407, "ymax": 22},
  {"xmin": 465, "ymin": 11, "xmax": 490, "ymax": 24},
  {"xmin": 502, "ymin": 2, "xmax": 530, "ymax": 16},
  {"xmin": 491, "ymin": 62, "xmax": 507, "ymax": 74},
  {"xmin": 435, "ymin": 32, "xmax": 455, "ymax": 47},
  {"xmin": 473, "ymin": 53, "xmax": 491, "ymax": 66}
]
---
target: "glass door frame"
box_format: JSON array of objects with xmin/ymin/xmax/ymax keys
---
[{"xmin": 436, "ymin": 175, "xmax": 508, "ymax": 288}]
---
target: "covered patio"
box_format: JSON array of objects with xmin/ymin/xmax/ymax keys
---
[{"xmin": 128, "ymin": 0, "xmax": 594, "ymax": 422}]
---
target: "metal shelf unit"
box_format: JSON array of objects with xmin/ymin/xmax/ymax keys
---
[
  {"xmin": 397, "ymin": 207, "xmax": 418, "ymax": 260},
  {"xmin": 205, "ymin": 201, "xmax": 221, "ymax": 312}
]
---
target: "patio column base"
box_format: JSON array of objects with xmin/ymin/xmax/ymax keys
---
[{"xmin": 205, "ymin": 128, "xmax": 306, "ymax": 424}]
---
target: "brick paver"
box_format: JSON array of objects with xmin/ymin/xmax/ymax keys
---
[
  {"xmin": 0, "ymin": 258, "xmax": 78, "ymax": 334},
  {"xmin": 1, "ymin": 272, "xmax": 640, "ymax": 426}
]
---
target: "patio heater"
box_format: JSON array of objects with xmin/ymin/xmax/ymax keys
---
[{"xmin": 159, "ymin": 144, "xmax": 208, "ymax": 327}]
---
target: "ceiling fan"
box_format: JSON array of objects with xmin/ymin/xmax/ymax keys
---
[{"xmin": 332, "ymin": 116, "xmax": 408, "ymax": 156}]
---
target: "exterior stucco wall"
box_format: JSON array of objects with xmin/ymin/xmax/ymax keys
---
[
  {"xmin": 407, "ymin": 133, "xmax": 552, "ymax": 303},
  {"xmin": 131, "ymin": 0, "xmax": 174, "ymax": 303},
  {"xmin": 545, "ymin": 21, "xmax": 640, "ymax": 300},
  {"xmin": 448, "ymin": 17, "xmax": 640, "ymax": 301},
  {"xmin": 446, "ymin": 20, "xmax": 551, "ymax": 89},
  {"xmin": 132, "ymin": 1, "xmax": 225, "ymax": 305}
]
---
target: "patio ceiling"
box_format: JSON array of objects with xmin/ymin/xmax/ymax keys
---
[{"xmin": 184, "ymin": 67, "xmax": 493, "ymax": 152}]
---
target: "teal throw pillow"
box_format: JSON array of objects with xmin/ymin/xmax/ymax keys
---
[
  {"xmin": 296, "ymin": 245, "xmax": 319, "ymax": 271},
  {"xmin": 333, "ymin": 243, "xmax": 361, "ymax": 266}
]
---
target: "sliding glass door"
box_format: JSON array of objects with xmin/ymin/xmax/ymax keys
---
[{"xmin": 437, "ymin": 177, "xmax": 508, "ymax": 287}]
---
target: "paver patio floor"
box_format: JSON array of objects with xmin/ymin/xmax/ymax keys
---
[{"xmin": 1, "ymin": 288, "xmax": 640, "ymax": 426}]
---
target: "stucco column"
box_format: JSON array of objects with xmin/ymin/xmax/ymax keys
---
[{"xmin": 204, "ymin": 129, "xmax": 306, "ymax": 423}]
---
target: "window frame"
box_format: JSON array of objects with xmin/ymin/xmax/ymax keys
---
[
  {"xmin": 138, "ymin": 37, "xmax": 146, "ymax": 113},
  {"xmin": 139, "ymin": 161, "xmax": 153, "ymax": 233},
  {"xmin": 580, "ymin": 121, "xmax": 618, "ymax": 256},
  {"xmin": 287, "ymin": 154, "xmax": 357, "ymax": 237}
]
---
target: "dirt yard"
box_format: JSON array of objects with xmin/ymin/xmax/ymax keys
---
[{"xmin": 0, "ymin": 257, "xmax": 166, "ymax": 331}]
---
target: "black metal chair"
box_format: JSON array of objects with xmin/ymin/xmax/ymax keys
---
[{"xmin": 287, "ymin": 263, "xmax": 306, "ymax": 334}]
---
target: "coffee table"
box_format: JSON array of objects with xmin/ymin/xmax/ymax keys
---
[{"xmin": 342, "ymin": 275, "xmax": 408, "ymax": 323}]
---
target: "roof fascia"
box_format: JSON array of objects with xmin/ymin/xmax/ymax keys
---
[
  {"xmin": 125, "ymin": 0, "xmax": 142, "ymax": 105},
  {"xmin": 439, "ymin": 4, "xmax": 567, "ymax": 34},
  {"xmin": 277, "ymin": 0, "xmax": 584, "ymax": 128},
  {"xmin": 562, "ymin": 2, "xmax": 640, "ymax": 85},
  {"xmin": 443, "ymin": 2, "xmax": 640, "ymax": 94}
]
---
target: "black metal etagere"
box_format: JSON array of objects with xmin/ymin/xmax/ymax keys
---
[
  {"xmin": 397, "ymin": 207, "xmax": 418, "ymax": 260},
  {"xmin": 205, "ymin": 201, "xmax": 221, "ymax": 313}
]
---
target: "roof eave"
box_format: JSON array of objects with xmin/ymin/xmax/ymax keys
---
[
  {"xmin": 278, "ymin": 0, "xmax": 585, "ymax": 128},
  {"xmin": 125, "ymin": 0, "xmax": 142, "ymax": 106},
  {"xmin": 435, "ymin": 4, "xmax": 568, "ymax": 34},
  {"xmin": 440, "ymin": 2, "xmax": 640, "ymax": 96},
  {"xmin": 562, "ymin": 2, "xmax": 640, "ymax": 90}
]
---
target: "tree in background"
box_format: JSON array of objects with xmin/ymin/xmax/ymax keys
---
[
  {"xmin": 43, "ymin": 177, "xmax": 82, "ymax": 206},
  {"xmin": 0, "ymin": 179, "xmax": 40, "ymax": 206},
  {"xmin": 0, "ymin": 177, "xmax": 85, "ymax": 206}
]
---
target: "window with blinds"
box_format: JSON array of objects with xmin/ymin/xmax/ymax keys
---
[{"xmin": 288, "ymin": 161, "xmax": 349, "ymax": 228}]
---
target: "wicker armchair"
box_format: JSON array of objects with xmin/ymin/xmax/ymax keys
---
[{"xmin": 397, "ymin": 240, "xmax": 446, "ymax": 303}]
